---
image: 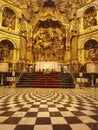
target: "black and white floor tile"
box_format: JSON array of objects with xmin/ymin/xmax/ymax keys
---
[{"xmin": 0, "ymin": 87, "xmax": 98, "ymax": 130}]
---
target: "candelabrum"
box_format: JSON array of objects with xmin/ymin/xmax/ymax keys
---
[
  {"xmin": 90, "ymin": 73, "xmax": 95, "ymax": 87},
  {"xmin": 0, "ymin": 74, "xmax": 4, "ymax": 86}
]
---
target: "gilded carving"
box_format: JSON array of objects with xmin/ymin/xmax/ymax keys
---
[
  {"xmin": 0, "ymin": 40, "xmax": 14, "ymax": 62},
  {"xmin": 84, "ymin": 40, "xmax": 98, "ymax": 62},
  {"xmin": 88, "ymin": 48, "xmax": 98, "ymax": 60},
  {"xmin": 2, "ymin": 7, "xmax": 16, "ymax": 30},
  {"xmin": 31, "ymin": 19, "xmax": 66, "ymax": 62},
  {"xmin": 83, "ymin": 6, "xmax": 97, "ymax": 30}
]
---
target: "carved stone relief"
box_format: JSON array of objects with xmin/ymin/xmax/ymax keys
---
[
  {"xmin": 2, "ymin": 7, "xmax": 16, "ymax": 30},
  {"xmin": 83, "ymin": 6, "xmax": 97, "ymax": 30},
  {"xmin": 32, "ymin": 19, "xmax": 66, "ymax": 62},
  {"xmin": 84, "ymin": 40, "xmax": 98, "ymax": 61},
  {"xmin": 0, "ymin": 40, "xmax": 14, "ymax": 62}
]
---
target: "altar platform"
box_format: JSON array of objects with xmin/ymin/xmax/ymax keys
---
[{"xmin": 35, "ymin": 61, "xmax": 61, "ymax": 72}]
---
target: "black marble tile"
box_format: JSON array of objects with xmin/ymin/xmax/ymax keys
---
[
  {"xmin": 15, "ymin": 125, "xmax": 34, "ymax": 130},
  {"xmin": 25, "ymin": 112, "xmax": 37, "ymax": 117},
  {"xmin": 50, "ymin": 112, "xmax": 62, "ymax": 117},
  {"xmin": 39, "ymin": 108, "xmax": 48, "ymax": 111},
  {"xmin": 87, "ymin": 123, "xmax": 98, "ymax": 130},
  {"xmin": 0, "ymin": 111, "xmax": 15, "ymax": 116},
  {"xmin": 90, "ymin": 115, "xmax": 98, "ymax": 121},
  {"xmin": 72, "ymin": 111, "xmax": 86, "ymax": 116},
  {"xmin": 58, "ymin": 107, "xmax": 67, "ymax": 111},
  {"xmin": 36, "ymin": 117, "xmax": 51, "ymax": 124},
  {"xmin": 18, "ymin": 108, "xmax": 29, "ymax": 111},
  {"xmin": 65, "ymin": 117, "xmax": 82, "ymax": 124},
  {"xmin": 3, "ymin": 117, "xmax": 21, "ymax": 124},
  {"xmin": 53, "ymin": 125, "xmax": 71, "ymax": 130}
]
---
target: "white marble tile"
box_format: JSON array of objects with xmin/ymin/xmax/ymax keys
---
[
  {"xmin": 0, "ymin": 111, "xmax": 5, "ymax": 114},
  {"xmin": 48, "ymin": 107, "xmax": 59, "ymax": 112},
  {"xmin": 66, "ymin": 107, "xmax": 78, "ymax": 111},
  {"xmin": 12, "ymin": 112, "xmax": 26, "ymax": 117},
  {"xmin": 0, "ymin": 124, "xmax": 16, "ymax": 130},
  {"xmin": 55, "ymin": 104, "xmax": 64, "ymax": 107},
  {"xmin": 51, "ymin": 117, "xmax": 68, "ymax": 124},
  {"xmin": 33, "ymin": 102, "xmax": 41, "ymax": 105},
  {"xmin": 81, "ymin": 110, "xmax": 96, "ymax": 115},
  {"xmin": 39, "ymin": 105, "xmax": 48, "ymax": 108},
  {"xmin": 37, "ymin": 112, "xmax": 50, "ymax": 117},
  {"xmin": 78, "ymin": 116, "xmax": 97, "ymax": 123},
  {"xmin": 19, "ymin": 117, "xmax": 36, "ymax": 125},
  {"xmin": 8, "ymin": 107, "xmax": 20, "ymax": 111},
  {"xmin": 0, "ymin": 116, "xmax": 9, "ymax": 123},
  {"xmin": 34, "ymin": 125, "xmax": 53, "ymax": 130},
  {"xmin": 60, "ymin": 111, "xmax": 75, "ymax": 117},
  {"xmin": 70, "ymin": 124, "xmax": 92, "ymax": 130},
  {"xmin": 28, "ymin": 108, "xmax": 39, "ymax": 112}
]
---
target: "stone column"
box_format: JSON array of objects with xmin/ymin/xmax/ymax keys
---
[
  {"xmin": 20, "ymin": 34, "xmax": 27, "ymax": 61},
  {"xmin": 0, "ymin": 9, "xmax": 2, "ymax": 28},
  {"xmin": 66, "ymin": 25, "xmax": 71, "ymax": 64},
  {"xmin": 71, "ymin": 35, "xmax": 79, "ymax": 73}
]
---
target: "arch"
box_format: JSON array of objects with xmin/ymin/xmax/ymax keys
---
[
  {"xmin": 0, "ymin": 40, "xmax": 14, "ymax": 49},
  {"xmin": 81, "ymin": 4, "xmax": 98, "ymax": 16},
  {"xmin": 0, "ymin": 37, "xmax": 17, "ymax": 48},
  {"xmin": 80, "ymin": 37, "xmax": 98, "ymax": 49},
  {"xmin": 0, "ymin": 5, "xmax": 18, "ymax": 17},
  {"xmin": 84, "ymin": 39, "xmax": 98, "ymax": 50}
]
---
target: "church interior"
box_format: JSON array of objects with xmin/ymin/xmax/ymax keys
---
[{"xmin": 0, "ymin": 0, "xmax": 98, "ymax": 130}]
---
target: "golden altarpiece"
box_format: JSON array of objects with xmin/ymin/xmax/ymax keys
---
[{"xmin": 0, "ymin": 0, "xmax": 98, "ymax": 74}]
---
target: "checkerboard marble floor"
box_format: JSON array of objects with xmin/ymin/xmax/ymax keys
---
[{"xmin": 0, "ymin": 87, "xmax": 98, "ymax": 130}]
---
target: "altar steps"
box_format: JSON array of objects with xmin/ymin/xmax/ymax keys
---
[
  {"xmin": 31, "ymin": 72, "xmax": 60, "ymax": 88},
  {"xmin": 16, "ymin": 72, "xmax": 75, "ymax": 88},
  {"xmin": 16, "ymin": 73, "xmax": 35, "ymax": 87},
  {"xmin": 58, "ymin": 73, "xmax": 75, "ymax": 88}
]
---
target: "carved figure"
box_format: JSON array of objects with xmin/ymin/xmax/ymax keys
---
[
  {"xmin": 88, "ymin": 48, "xmax": 98, "ymax": 60},
  {"xmin": 2, "ymin": 7, "xmax": 16, "ymax": 30},
  {"xmin": 83, "ymin": 7, "xmax": 97, "ymax": 29}
]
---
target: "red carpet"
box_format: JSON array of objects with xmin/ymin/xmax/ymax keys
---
[
  {"xmin": 32, "ymin": 72, "xmax": 60, "ymax": 88},
  {"xmin": 16, "ymin": 72, "xmax": 75, "ymax": 88}
]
